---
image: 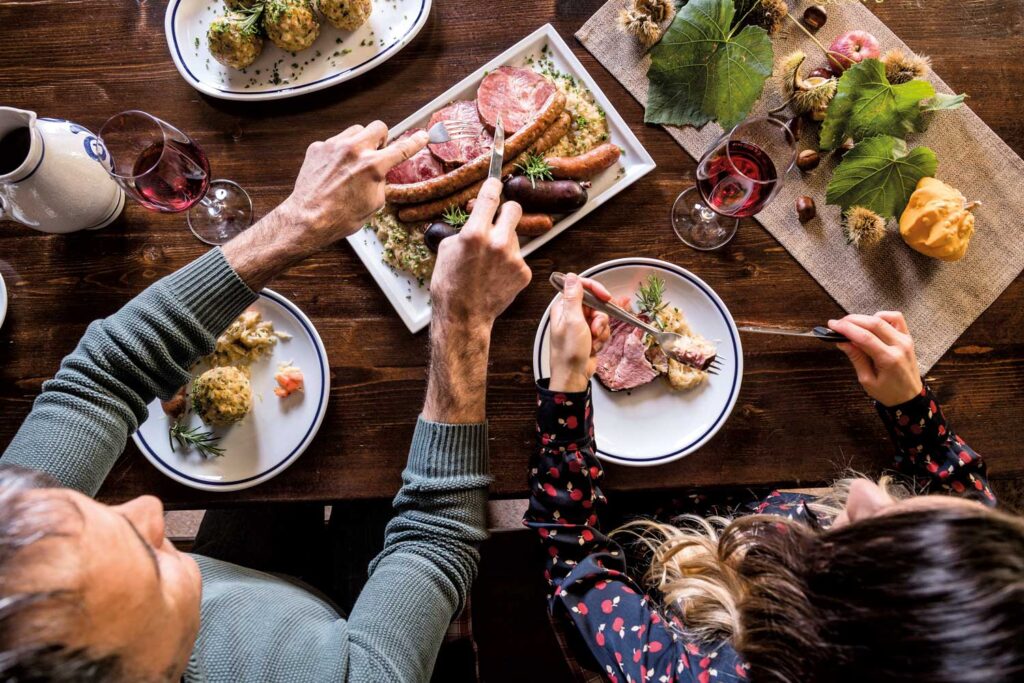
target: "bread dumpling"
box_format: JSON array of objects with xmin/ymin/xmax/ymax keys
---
[
  {"xmin": 192, "ymin": 366, "xmax": 252, "ymax": 426},
  {"xmin": 318, "ymin": 0, "xmax": 372, "ymax": 31},
  {"xmin": 208, "ymin": 12, "xmax": 264, "ymax": 70},
  {"xmin": 264, "ymin": 0, "xmax": 321, "ymax": 52}
]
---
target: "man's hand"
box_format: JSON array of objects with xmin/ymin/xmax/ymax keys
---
[
  {"xmin": 423, "ymin": 179, "xmax": 532, "ymax": 423},
  {"xmin": 549, "ymin": 274, "xmax": 611, "ymax": 393},
  {"xmin": 222, "ymin": 122, "xmax": 427, "ymax": 290},
  {"xmin": 829, "ymin": 311, "xmax": 924, "ymax": 407}
]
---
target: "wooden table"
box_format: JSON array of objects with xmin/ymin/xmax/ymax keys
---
[{"xmin": 1, "ymin": 0, "xmax": 1022, "ymax": 509}]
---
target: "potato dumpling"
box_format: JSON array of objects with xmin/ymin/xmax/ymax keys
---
[
  {"xmin": 264, "ymin": 0, "xmax": 321, "ymax": 52},
  {"xmin": 318, "ymin": 0, "xmax": 372, "ymax": 31},
  {"xmin": 208, "ymin": 12, "xmax": 264, "ymax": 70},
  {"xmin": 192, "ymin": 366, "xmax": 252, "ymax": 426}
]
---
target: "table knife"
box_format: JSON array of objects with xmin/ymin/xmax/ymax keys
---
[
  {"xmin": 738, "ymin": 325, "xmax": 849, "ymax": 343},
  {"xmin": 488, "ymin": 119, "xmax": 504, "ymax": 180}
]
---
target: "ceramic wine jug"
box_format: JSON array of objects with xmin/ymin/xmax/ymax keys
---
[{"xmin": 0, "ymin": 107, "xmax": 124, "ymax": 233}]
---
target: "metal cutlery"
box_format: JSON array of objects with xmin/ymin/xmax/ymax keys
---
[
  {"xmin": 427, "ymin": 120, "xmax": 481, "ymax": 144},
  {"xmin": 738, "ymin": 324, "xmax": 849, "ymax": 343},
  {"xmin": 488, "ymin": 118, "xmax": 504, "ymax": 180},
  {"xmin": 549, "ymin": 272, "xmax": 722, "ymax": 375}
]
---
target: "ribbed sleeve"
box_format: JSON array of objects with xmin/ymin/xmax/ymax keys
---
[{"xmin": 1, "ymin": 248, "xmax": 257, "ymax": 495}]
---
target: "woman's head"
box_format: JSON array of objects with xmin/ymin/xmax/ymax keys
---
[
  {"xmin": 622, "ymin": 479, "xmax": 1024, "ymax": 682},
  {"xmin": 0, "ymin": 464, "xmax": 201, "ymax": 682}
]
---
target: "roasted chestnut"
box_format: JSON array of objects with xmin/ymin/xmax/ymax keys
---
[{"xmin": 424, "ymin": 221, "xmax": 459, "ymax": 252}]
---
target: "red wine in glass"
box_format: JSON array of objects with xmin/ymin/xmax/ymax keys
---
[
  {"xmin": 696, "ymin": 141, "xmax": 778, "ymax": 218},
  {"xmin": 131, "ymin": 139, "xmax": 211, "ymax": 212}
]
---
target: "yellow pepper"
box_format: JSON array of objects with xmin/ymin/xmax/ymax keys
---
[{"xmin": 899, "ymin": 177, "xmax": 980, "ymax": 262}]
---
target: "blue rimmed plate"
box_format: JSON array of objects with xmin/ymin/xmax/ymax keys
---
[
  {"xmin": 533, "ymin": 258, "xmax": 743, "ymax": 467},
  {"xmin": 165, "ymin": 0, "xmax": 431, "ymax": 101},
  {"xmin": 133, "ymin": 289, "xmax": 330, "ymax": 491}
]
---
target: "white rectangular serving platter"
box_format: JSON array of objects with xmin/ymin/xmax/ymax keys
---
[{"xmin": 347, "ymin": 23, "xmax": 657, "ymax": 333}]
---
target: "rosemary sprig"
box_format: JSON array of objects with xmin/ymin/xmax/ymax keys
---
[
  {"xmin": 515, "ymin": 152, "xmax": 553, "ymax": 188},
  {"xmin": 441, "ymin": 205, "xmax": 469, "ymax": 228},
  {"xmin": 636, "ymin": 274, "xmax": 668, "ymax": 328},
  {"xmin": 169, "ymin": 422, "xmax": 226, "ymax": 459}
]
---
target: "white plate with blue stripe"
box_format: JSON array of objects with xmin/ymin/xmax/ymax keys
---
[
  {"xmin": 165, "ymin": 0, "xmax": 431, "ymax": 101},
  {"xmin": 533, "ymin": 258, "xmax": 743, "ymax": 467},
  {"xmin": 133, "ymin": 289, "xmax": 330, "ymax": 491}
]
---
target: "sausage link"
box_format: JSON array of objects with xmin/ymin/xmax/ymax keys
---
[
  {"xmin": 396, "ymin": 112, "xmax": 573, "ymax": 222},
  {"xmin": 545, "ymin": 142, "xmax": 621, "ymax": 180},
  {"xmin": 466, "ymin": 199, "xmax": 554, "ymax": 236},
  {"xmin": 386, "ymin": 90, "xmax": 567, "ymax": 205}
]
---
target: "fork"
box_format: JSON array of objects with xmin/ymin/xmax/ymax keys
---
[
  {"xmin": 549, "ymin": 272, "xmax": 723, "ymax": 375},
  {"xmin": 427, "ymin": 120, "xmax": 480, "ymax": 144}
]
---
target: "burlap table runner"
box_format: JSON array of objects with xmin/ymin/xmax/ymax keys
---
[{"xmin": 577, "ymin": 2, "xmax": 1024, "ymax": 371}]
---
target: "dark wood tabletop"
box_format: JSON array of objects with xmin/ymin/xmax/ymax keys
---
[{"xmin": 1, "ymin": 0, "xmax": 1022, "ymax": 509}]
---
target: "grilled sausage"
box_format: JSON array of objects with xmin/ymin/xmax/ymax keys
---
[
  {"xmin": 465, "ymin": 199, "xmax": 554, "ymax": 236},
  {"xmin": 386, "ymin": 90, "xmax": 567, "ymax": 205},
  {"xmin": 396, "ymin": 113, "xmax": 572, "ymax": 222},
  {"xmin": 503, "ymin": 177, "xmax": 587, "ymax": 214},
  {"xmin": 545, "ymin": 142, "xmax": 621, "ymax": 180}
]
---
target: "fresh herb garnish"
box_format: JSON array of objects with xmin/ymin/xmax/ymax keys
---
[
  {"xmin": 169, "ymin": 422, "xmax": 225, "ymax": 459},
  {"xmin": 234, "ymin": 2, "xmax": 265, "ymax": 36},
  {"xmin": 636, "ymin": 275, "xmax": 668, "ymax": 327},
  {"xmin": 441, "ymin": 205, "xmax": 469, "ymax": 228},
  {"xmin": 515, "ymin": 152, "xmax": 554, "ymax": 188}
]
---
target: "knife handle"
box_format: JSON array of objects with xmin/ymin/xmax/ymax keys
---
[{"xmin": 812, "ymin": 326, "xmax": 850, "ymax": 343}]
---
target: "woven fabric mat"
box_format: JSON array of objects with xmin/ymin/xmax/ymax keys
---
[{"xmin": 576, "ymin": 2, "xmax": 1024, "ymax": 372}]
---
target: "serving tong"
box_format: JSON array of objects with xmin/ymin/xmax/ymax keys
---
[{"xmin": 548, "ymin": 272, "xmax": 722, "ymax": 375}]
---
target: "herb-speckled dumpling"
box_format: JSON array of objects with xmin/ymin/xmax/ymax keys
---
[
  {"xmin": 208, "ymin": 12, "xmax": 264, "ymax": 70},
  {"xmin": 318, "ymin": 0, "xmax": 372, "ymax": 31},
  {"xmin": 263, "ymin": 0, "xmax": 321, "ymax": 53}
]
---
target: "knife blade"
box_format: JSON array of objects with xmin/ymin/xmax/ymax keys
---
[
  {"xmin": 488, "ymin": 118, "xmax": 504, "ymax": 181},
  {"xmin": 738, "ymin": 325, "xmax": 849, "ymax": 343}
]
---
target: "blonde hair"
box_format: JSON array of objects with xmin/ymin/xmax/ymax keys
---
[{"xmin": 612, "ymin": 475, "xmax": 910, "ymax": 644}]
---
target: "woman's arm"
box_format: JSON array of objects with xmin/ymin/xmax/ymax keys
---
[{"xmin": 829, "ymin": 312, "xmax": 994, "ymax": 505}]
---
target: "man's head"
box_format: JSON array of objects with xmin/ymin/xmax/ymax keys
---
[{"xmin": 0, "ymin": 464, "xmax": 201, "ymax": 682}]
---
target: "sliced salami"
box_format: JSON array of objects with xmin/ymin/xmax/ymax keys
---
[
  {"xmin": 426, "ymin": 100, "xmax": 493, "ymax": 166},
  {"xmin": 385, "ymin": 129, "xmax": 445, "ymax": 185},
  {"xmin": 476, "ymin": 66, "xmax": 557, "ymax": 133}
]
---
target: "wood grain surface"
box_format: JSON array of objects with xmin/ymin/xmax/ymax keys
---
[{"xmin": 1, "ymin": 0, "xmax": 1022, "ymax": 508}]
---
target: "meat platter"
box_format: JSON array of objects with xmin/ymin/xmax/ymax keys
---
[
  {"xmin": 347, "ymin": 24, "xmax": 657, "ymax": 333},
  {"xmin": 533, "ymin": 258, "xmax": 743, "ymax": 467}
]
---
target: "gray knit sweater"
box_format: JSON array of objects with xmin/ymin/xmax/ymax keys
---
[{"xmin": 1, "ymin": 249, "xmax": 492, "ymax": 682}]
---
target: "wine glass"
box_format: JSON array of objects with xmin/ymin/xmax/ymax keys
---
[
  {"xmin": 99, "ymin": 110, "xmax": 253, "ymax": 245},
  {"xmin": 671, "ymin": 116, "xmax": 796, "ymax": 251}
]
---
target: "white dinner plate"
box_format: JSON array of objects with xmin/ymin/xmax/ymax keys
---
[
  {"xmin": 347, "ymin": 23, "xmax": 657, "ymax": 333},
  {"xmin": 165, "ymin": 0, "xmax": 431, "ymax": 101},
  {"xmin": 533, "ymin": 258, "xmax": 743, "ymax": 467},
  {"xmin": 0, "ymin": 272, "xmax": 7, "ymax": 330},
  {"xmin": 133, "ymin": 289, "xmax": 330, "ymax": 491}
]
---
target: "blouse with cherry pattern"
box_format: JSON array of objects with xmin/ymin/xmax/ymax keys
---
[{"xmin": 524, "ymin": 381, "xmax": 993, "ymax": 683}]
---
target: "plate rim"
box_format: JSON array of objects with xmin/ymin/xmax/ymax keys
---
[
  {"xmin": 164, "ymin": 0, "xmax": 433, "ymax": 101},
  {"xmin": 346, "ymin": 22, "xmax": 657, "ymax": 333},
  {"xmin": 132, "ymin": 288, "xmax": 331, "ymax": 492},
  {"xmin": 532, "ymin": 257, "xmax": 744, "ymax": 467},
  {"xmin": 0, "ymin": 272, "xmax": 6, "ymax": 330}
]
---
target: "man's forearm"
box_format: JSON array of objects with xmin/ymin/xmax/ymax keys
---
[
  {"xmin": 422, "ymin": 320, "xmax": 491, "ymax": 424},
  {"xmin": 220, "ymin": 207, "xmax": 311, "ymax": 291}
]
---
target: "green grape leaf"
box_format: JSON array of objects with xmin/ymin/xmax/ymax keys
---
[
  {"xmin": 819, "ymin": 60, "xmax": 935, "ymax": 150},
  {"xmin": 921, "ymin": 92, "xmax": 967, "ymax": 112},
  {"xmin": 645, "ymin": 0, "xmax": 774, "ymax": 129},
  {"xmin": 825, "ymin": 135, "xmax": 938, "ymax": 219}
]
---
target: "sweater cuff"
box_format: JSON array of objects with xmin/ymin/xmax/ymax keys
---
[
  {"xmin": 165, "ymin": 248, "xmax": 258, "ymax": 337},
  {"xmin": 407, "ymin": 417, "xmax": 490, "ymax": 480}
]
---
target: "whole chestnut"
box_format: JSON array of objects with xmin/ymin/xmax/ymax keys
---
[
  {"xmin": 424, "ymin": 222, "xmax": 459, "ymax": 252},
  {"xmin": 802, "ymin": 5, "xmax": 827, "ymax": 31},
  {"xmin": 787, "ymin": 116, "xmax": 804, "ymax": 142},
  {"xmin": 796, "ymin": 196, "xmax": 817, "ymax": 223},
  {"xmin": 796, "ymin": 149, "xmax": 821, "ymax": 172},
  {"xmin": 836, "ymin": 138, "xmax": 856, "ymax": 158},
  {"xmin": 807, "ymin": 67, "xmax": 835, "ymax": 80}
]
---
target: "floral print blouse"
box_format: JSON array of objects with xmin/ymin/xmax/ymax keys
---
[{"xmin": 524, "ymin": 381, "xmax": 993, "ymax": 683}]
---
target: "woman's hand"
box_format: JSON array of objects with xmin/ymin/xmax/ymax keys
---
[
  {"xmin": 829, "ymin": 311, "xmax": 923, "ymax": 407},
  {"xmin": 549, "ymin": 273, "xmax": 611, "ymax": 393}
]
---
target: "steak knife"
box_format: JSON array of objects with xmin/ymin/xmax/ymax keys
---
[
  {"xmin": 738, "ymin": 325, "xmax": 849, "ymax": 343},
  {"xmin": 488, "ymin": 118, "xmax": 504, "ymax": 180}
]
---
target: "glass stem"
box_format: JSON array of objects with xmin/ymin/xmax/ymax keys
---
[{"xmin": 200, "ymin": 193, "xmax": 223, "ymax": 218}]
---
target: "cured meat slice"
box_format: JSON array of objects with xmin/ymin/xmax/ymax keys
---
[
  {"xmin": 385, "ymin": 129, "xmax": 445, "ymax": 185},
  {"xmin": 426, "ymin": 100, "xmax": 493, "ymax": 166},
  {"xmin": 477, "ymin": 66, "xmax": 557, "ymax": 133},
  {"xmin": 595, "ymin": 320, "xmax": 659, "ymax": 391}
]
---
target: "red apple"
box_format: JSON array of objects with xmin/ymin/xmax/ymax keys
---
[{"xmin": 828, "ymin": 30, "xmax": 881, "ymax": 73}]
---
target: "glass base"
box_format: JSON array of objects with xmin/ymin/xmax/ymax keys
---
[
  {"xmin": 188, "ymin": 179, "xmax": 253, "ymax": 246},
  {"xmin": 671, "ymin": 186, "xmax": 738, "ymax": 251}
]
